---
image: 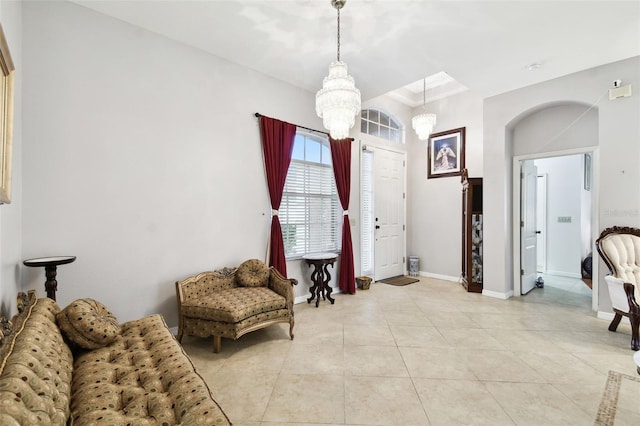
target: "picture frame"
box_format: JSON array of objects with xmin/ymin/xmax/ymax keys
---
[
  {"xmin": 0, "ymin": 23, "xmax": 14, "ymax": 204},
  {"xmin": 428, "ymin": 127, "xmax": 465, "ymax": 179}
]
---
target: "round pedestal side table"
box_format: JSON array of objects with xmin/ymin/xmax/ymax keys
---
[
  {"xmin": 23, "ymin": 256, "xmax": 76, "ymax": 301},
  {"xmin": 302, "ymin": 252, "xmax": 337, "ymax": 308}
]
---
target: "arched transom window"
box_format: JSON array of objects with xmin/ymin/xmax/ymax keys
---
[{"xmin": 360, "ymin": 109, "xmax": 404, "ymax": 143}]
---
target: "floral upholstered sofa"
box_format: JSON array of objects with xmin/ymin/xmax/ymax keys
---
[
  {"xmin": 176, "ymin": 259, "xmax": 297, "ymax": 353},
  {"xmin": 0, "ymin": 291, "xmax": 230, "ymax": 425}
]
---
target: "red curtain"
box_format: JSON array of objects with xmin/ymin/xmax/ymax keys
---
[
  {"xmin": 330, "ymin": 138, "xmax": 356, "ymax": 294},
  {"xmin": 259, "ymin": 116, "xmax": 296, "ymax": 276}
]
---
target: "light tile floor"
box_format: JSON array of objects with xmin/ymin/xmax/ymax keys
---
[{"xmin": 182, "ymin": 276, "xmax": 640, "ymax": 425}]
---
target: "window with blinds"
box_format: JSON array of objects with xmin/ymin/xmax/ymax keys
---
[{"xmin": 281, "ymin": 131, "xmax": 342, "ymax": 258}]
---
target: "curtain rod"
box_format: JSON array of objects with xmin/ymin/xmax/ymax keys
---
[{"xmin": 254, "ymin": 112, "xmax": 328, "ymax": 136}]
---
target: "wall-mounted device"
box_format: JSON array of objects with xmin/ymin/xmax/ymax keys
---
[{"xmin": 609, "ymin": 80, "xmax": 632, "ymax": 100}]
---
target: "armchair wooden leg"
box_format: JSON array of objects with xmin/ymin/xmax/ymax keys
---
[
  {"xmin": 608, "ymin": 313, "xmax": 622, "ymax": 332},
  {"xmin": 630, "ymin": 314, "xmax": 640, "ymax": 351},
  {"xmin": 289, "ymin": 318, "xmax": 295, "ymax": 340},
  {"xmin": 213, "ymin": 335, "xmax": 221, "ymax": 353},
  {"xmin": 176, "ymin": 322, "xmax": 184, "ymax": 342}
]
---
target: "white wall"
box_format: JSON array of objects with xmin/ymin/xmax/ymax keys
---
[
  {"xmin": 406, "ymin": 90, "xmax": 483, "ymax": 279},
  {"xmin": 483, "ymin": 56, "xmax": 640, "ymax": 313},
  {"xmin": 22, "ymin": 0, "xmax": 331, "ymax": 324},
  {"xmin": 534, "ymin": 155, "xmax": 583, "ymax": 277},
  {"xmin": 512, "ymin": 104, "xmax": 598, "ymax": 157},
  {"xmin": 0, "ymin": 0, "xmax": 22, "ymax": 317}
]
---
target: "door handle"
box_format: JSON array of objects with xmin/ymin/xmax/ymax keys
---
[
  {"xmin": 536, "ymin": 231, "xmax": 541, "ymax": 234},
  {"xmin": 375, "ymin": 225, "xmax": 380, "ymax": 229}
]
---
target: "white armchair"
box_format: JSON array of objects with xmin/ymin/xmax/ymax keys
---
[{"xmin": 596, "ymin": 226, "xmax": 640, "ymax": 350}]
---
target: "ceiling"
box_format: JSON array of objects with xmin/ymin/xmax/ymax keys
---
[{"xmin": 71, "ymin": 0, "xmax": 640, "ymax": 105}]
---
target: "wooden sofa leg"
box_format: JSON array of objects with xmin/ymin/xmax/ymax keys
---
[
  {"xmin": 213, "ymin": 336, "xmax": 221, "ymax": 353},
  {"xmin": 608, "ymin": 312, "xmax": 622, "ymax": 332},
  {"xmin": 630, "ymin": 314, "xmax": 640, "ymax": 351}
]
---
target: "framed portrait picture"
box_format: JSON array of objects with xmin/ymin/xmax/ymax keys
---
[
  {"xmin": 428, "ymin": 127, "xmax": 465, "ymax": 179},
  {"xmin": 0, "ymin": 23, "xmax": 14, "ymax": 204}
]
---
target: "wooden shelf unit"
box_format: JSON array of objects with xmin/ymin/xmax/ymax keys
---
[{"xmin": 461, "ymin": 172, "xmax": 483, "ymax": 293}]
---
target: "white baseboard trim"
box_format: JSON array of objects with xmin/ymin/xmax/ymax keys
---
[
  {"xmin": 546, "ymin": 270, "xmax": 583, "ymax": 279},
  {"xmin": 597, "ymin": 311, "xmax": 630, "ymax": 325},
  {"xmin": 420, "ymin": 271, "xmax": 460, "ymax": 283},
  {"xmin": 482, "ymin": 289, "xmax": 514, "ymax": 300},
  {"xmin": 294, "ymin": 295, "xmax": 309, "ymax": 304}
]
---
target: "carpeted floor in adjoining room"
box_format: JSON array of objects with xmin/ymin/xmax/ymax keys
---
[{"xmin": 181, "ymin": 276, "xmax": 640, "ymax": 425}]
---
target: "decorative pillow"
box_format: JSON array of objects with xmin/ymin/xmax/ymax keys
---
[
  {"xmin": 236, "ymin": 259, "xmax": 270, "ymax": 287},
  {"xmin": 56, "ymin": 298, "xmax": 120, "ymax": 349}
]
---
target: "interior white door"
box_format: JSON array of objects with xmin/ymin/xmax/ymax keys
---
[
  {"xmin": 373, "ymin": 148, "xmax": 405, "ymax": 280},
  {"xmin": 521, "ymin": 160, "xmax": 538, "ymax": 294},
  {"xmin": 536, "ymin": 174, "xmax": 547, "ymax": 273}
]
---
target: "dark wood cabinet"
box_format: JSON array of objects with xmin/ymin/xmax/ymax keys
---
[{"xmin": 461, "ymin": 171, "xmax": 483, "ymax": 293}]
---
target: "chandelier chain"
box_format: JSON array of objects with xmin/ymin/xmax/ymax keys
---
[
  {"xmin": 337, "ymin": 8, "xmax": 341, "ymax": 62},
  {"xmin": 316, "ymin": 0, "xmax": 360, "ymax": 139},
  {"xmin": 423, "ymin": 78, "xmax": 426, "ymax": 106}
]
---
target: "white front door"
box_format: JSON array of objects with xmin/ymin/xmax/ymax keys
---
[
  {"xmin": 521, "ymin": 160, "xmax": 538, "ymax": 294},
  {"xmin": 372, "ymin": 148, "xmax": 406, "ymax": 280}
]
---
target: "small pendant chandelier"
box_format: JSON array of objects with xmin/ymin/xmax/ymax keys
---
[
  {"xmin": 316, "ymin": 0, "xmax": 361, "ymax": 140},
  {"xmin": 411, "ymin": 78, "xmax": 437, "ymax": 140}
]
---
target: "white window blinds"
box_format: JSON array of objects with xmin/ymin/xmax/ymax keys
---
[
  {"xmin": 281, "ymin": 132, "xmax": 342, "ymax": 258},
  {"xmin": 361, "ymin": 150, "xmax": 374, "ymax": 276}
]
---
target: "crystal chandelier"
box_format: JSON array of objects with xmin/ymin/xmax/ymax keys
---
[
  {"xmin": 315, "ymin": 0, "xmax": 361, "ymax": 140},
  {"xmin": 411, "ymin": 78, "xmax": 437, "ymax": 140}
]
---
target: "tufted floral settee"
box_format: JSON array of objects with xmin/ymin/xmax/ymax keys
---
[
  {"xmin": 0, "ymin": 290, "xmax": 230, "ymax": 425},
  {"xmin": 176, "ymin": 259, "xmax": 297, "ymax": 353}
]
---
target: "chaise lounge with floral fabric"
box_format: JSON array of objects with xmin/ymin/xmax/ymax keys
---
[{"xmin": 0, "ymin": 291, "xmax": 230, "ymax": 425}]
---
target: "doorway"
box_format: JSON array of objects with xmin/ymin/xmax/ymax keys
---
[
  {"xmin": 513, "ymin": 149, "xmax": 598, "ymax": 310},
  {"xmin": 361, "ymin": 145, "xmax": 406, "ymax": 281}
]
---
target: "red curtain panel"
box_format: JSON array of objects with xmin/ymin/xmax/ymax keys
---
[
  {"xmin": 259, "ymin": 116, "xmax": 296, "ymax": 276},
  {"xmin": 330, "ymin": 138, "xmax": 356, "ymax": 294}
]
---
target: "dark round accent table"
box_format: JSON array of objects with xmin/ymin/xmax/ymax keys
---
[
  {"xmin": 303, "ymin": 252, "xmax": 337, "ymax": 307},
  {"xmin": 23, "ymin": 256, "xmax": 76, "ymax": 301}
]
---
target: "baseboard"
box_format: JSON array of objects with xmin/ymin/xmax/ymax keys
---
[
  {"xmin": 482, "ymin": 289, "xmax": 514, "ymax": 300},
  {"xmin": 597, "ymin": 310, "xmax": 630, "ymax": 325},
  {"xmin": 419, "ymin": 271, "xmax": 460, "ymax": 283},
  {"xmin": 545, "ymin": 270, "xmax": 582, "ymax": 279}
]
